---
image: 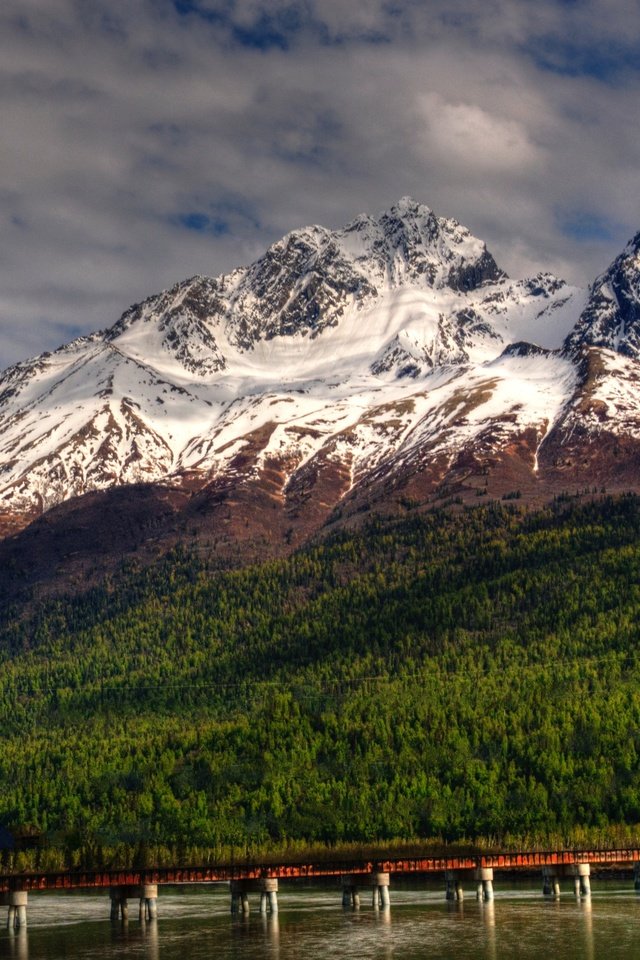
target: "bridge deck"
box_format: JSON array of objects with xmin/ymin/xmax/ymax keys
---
[{"xmin": 2, "ymin": 848, "xmax": 639, "ymax": 892}]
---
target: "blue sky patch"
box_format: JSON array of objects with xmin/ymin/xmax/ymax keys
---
[
  {"xmin": 559, "ymin": 211, "xmax": 618, "ymax": 243},
  {"xmin": 173, "ymin": 197, "xmax": 262, "ymax": 236},
  {"xmin": 171, "ymin": 0, "xmax": 301, "ymax": 50},
  {"xmin": 169, "ymin": 0, "xmax": 396, "ymax": 49},
  {"xmin": 176, "ymin": 212, "xmax": 230, "ymax": 235},
  {"xmin": 526, "ymin": 36, "xmax": 640, "ymax": 83}
]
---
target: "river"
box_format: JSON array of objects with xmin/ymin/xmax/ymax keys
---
[{"xmin": 3, "ymin": 880, "xmax": 639, "ymax": 960}]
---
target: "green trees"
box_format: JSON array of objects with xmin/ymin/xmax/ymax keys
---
[{"xmin": 2, "ymin": 494, "xmax": 640, "ymax": 866}]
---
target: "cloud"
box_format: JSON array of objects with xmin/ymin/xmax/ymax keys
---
[
  {"xmin": 418, "ymin": 94, "xmax": 544, "ymax": 174},
  {"xmin": 0, "ymin": 0, "xmax": 639, "ymax": 369}
]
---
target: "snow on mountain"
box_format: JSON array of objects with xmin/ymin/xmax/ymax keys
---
[
  {"xmin": 0, "ymin": 198, "xmax": 638, "ymax": 540},
  {"xmin": 565, "ymin": 232, "xmax": 640, "ymax": 358}
]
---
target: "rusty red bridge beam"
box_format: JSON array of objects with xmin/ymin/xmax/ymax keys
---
[{"xmin": 2, "ymin": 848, "xmax": 640, "ymax": 893}]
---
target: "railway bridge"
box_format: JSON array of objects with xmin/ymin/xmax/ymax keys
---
[{"xmin": 3, "ymin": 847, "xmax": 640, "ymax": 929}]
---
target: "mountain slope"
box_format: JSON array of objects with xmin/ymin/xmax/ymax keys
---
[
  {"xmin": 1, "ymin": 198, "xmax": 640, "ymax": 595},
  {"xmin": 3, "ymin": 496, "xmax": 640, "ymax": 857}
]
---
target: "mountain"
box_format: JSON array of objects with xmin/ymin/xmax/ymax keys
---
[{"xmin": 1, "ymin": 197, "xmax": 640, "ymax": 596}]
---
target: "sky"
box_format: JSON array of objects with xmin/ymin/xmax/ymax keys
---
[{"xmin": 1, "ymin": 0, "xmax": 640, "ymax": 371}]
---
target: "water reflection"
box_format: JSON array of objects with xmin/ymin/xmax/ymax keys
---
[
  {"xmin": 229, "ymin": 912, "xmax": 281, "ymax": 960},
  {"xmin": 578, "ymin": 896, "xmax": 594, "ymax": 960},
  {"xmin": 482, "ymin": 899, "xmax": 496, "ymax": 960},
  {"xmin": 7, "ymin": 928, "xmax": 28, "ymax": 960},
  {"xmin": 261, "ymin": 914, "xmax": 280, "ymax": 959},
  {"xmin": 3, "ymin": 884, "xmax": 640, "ymax": 960},
  {"xmin": 142, "ymin": 918, "xmax": 160, "ymax": 960},
  {"xmin": 110, "ymin": 917, "xmax": 159, "ymax": 960}
]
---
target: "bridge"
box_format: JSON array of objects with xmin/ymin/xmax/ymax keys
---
[{"xmin": 3, "ymin": 847, "xmax": 640, "ymax": 928}]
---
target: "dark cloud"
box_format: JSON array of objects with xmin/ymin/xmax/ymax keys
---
[{"xmin": 0, "ymin": 0, "xmax": 639, "ymax": 369}]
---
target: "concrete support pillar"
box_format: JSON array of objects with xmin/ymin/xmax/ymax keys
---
[
  {"xmin": 4, "ymin": 892, "xmax": 27, "ymax": 930},
  {"xmin": 445, "ymin": 872, "xmax": 455, "ymax": 901},
  {"xmin": 577, "ymin": 863, "xmax": 591, "ymax": 897},
  {"xmin": 379, "ymin": 884, "xmax": 390, "ymax": 909},
  {"xmin": 109, "ymin": 889, "xmax": 129, "ymax": 922},
  {"xmin": 340, "ymin": 876, "xmax": 359, "ymax": 910},
  {"xmin": 474, "ymin": 868, "xmax": 494, "ymax": 901},
  {"xmin": 372, "ymin": 872, "xmax": 390, "ymax": 909},
  {"xmin": 445, "ymin": 870, "xmax": 464, "ymax": 901},
  {"xmin": 566, "ymin": 863, "xmax": 591, "ymax": 897},
  {"xmin": 262, "ymin": 879, "xmax": 278, "ymax": 915},
  {"xmin": 341, "ymin": 872, "xmax": 389, "ymax": 910},
  {"xmin": 230, "ymin": 891, "xmax": 240, "ymax": 915},
  {"xmin": 111, "ymin": 884, "xmax": 157, "ymax": 922},
  {"xmin": 542, "ymin": 868, "xmax": 560, "ymax": 898},
  {"xmin": 231, "ymin": 879, "xmax": 277, "ymax": 916},
  {"xmin": 230, "ymin": 882, "xmax": 246, "ymax": 915},
  {"xmin": 138, "ymin": 884, "xmax": 158, "ymax": 921}
]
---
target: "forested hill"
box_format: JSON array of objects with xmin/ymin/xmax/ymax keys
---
[{"xmin": 2, "ymin": 494, "xmax": 640, "ymax": 871}]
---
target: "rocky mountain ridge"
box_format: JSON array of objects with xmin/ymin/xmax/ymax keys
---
[{"xmin": 1, "ymin": 197, "xmax": 639, "ymax": 594}]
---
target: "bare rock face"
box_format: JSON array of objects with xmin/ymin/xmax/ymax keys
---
[
  {"xmin": 564, "ymin": 233, "xmax": 640, "ymax": 358},
  {"xmin": 1, "ymin": 199, "xmax": 640, "ymax": 597}
]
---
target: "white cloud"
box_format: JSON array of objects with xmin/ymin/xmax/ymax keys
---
[
  {"xmin": 0, "ymin": 0, "xmax": 639, "ymax": 370},
  {"xmin": 418, "ymin": 94, "xmax": 544, "ymax": 174}
]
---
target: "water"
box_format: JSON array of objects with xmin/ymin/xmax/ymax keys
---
[{"xmin": 3, "ymin": 881, "xmax": 640, "ymax": 960}]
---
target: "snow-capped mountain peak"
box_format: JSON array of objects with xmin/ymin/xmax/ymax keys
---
[
  {"xmin": 565, "ymin": 231, "xmax": 640, "ymax": 358},
  {"xmin": 1, "ymin": 201, "xmax": 640, "ymax": 556}
]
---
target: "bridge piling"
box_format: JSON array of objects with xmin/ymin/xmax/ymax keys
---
[
  {"xmin": 372, "ymin": 872, "xmax": 390, "ymax": 909},
  {"xmin": 542, "ymin": 868, "xmax": 561, "ymax": 897},
  {"xmin": 231, "ymin": 879, "xmax": 278, "ymax": 916},
  {"xmin": 341, "ymin": 872, "xmax": 389, "ymax": 910},
  {"xmin": 110, "ymin": 889, "xmax": 128, "ymax": 921},
  {"xmin": 340, "ymin": 876, "xmax": 359, "ymax": 909},
  {"xmin": 445, "ymin": 870, "xmax": 464, "ymax": 901},
  {"xmin": 566, "ymin": 864, "xmax": 591, "ymax": 897},
  {"xmin": 475, "ymin": 868, "xmax": 494, "ymax": 901},
  {"xmin": 4, "ymin": 891, "xmax": 27, "ymax": 930},
  {"xmin": 578, "ymin": 864, "xmax": 591, "ymax": 897},
  {"xmin": 139, "ymin": 884, "xmax": 158, "ymax": 921},
  {"xmin": 634, "ymin": 863, "xmax": 640, "ymax": 892},
  {"xmin": 110, "ymin": 884, "xmax": 157, "ymax": 922}
]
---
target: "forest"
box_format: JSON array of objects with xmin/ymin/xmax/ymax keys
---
[{"xmin": 2, "ymin": 493, "xmax": 640, "ymax": 870}]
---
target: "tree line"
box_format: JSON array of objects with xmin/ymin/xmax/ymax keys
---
[{"xmin": 2, "ymin": 494, "xmax": 640, "ymax": 870}]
